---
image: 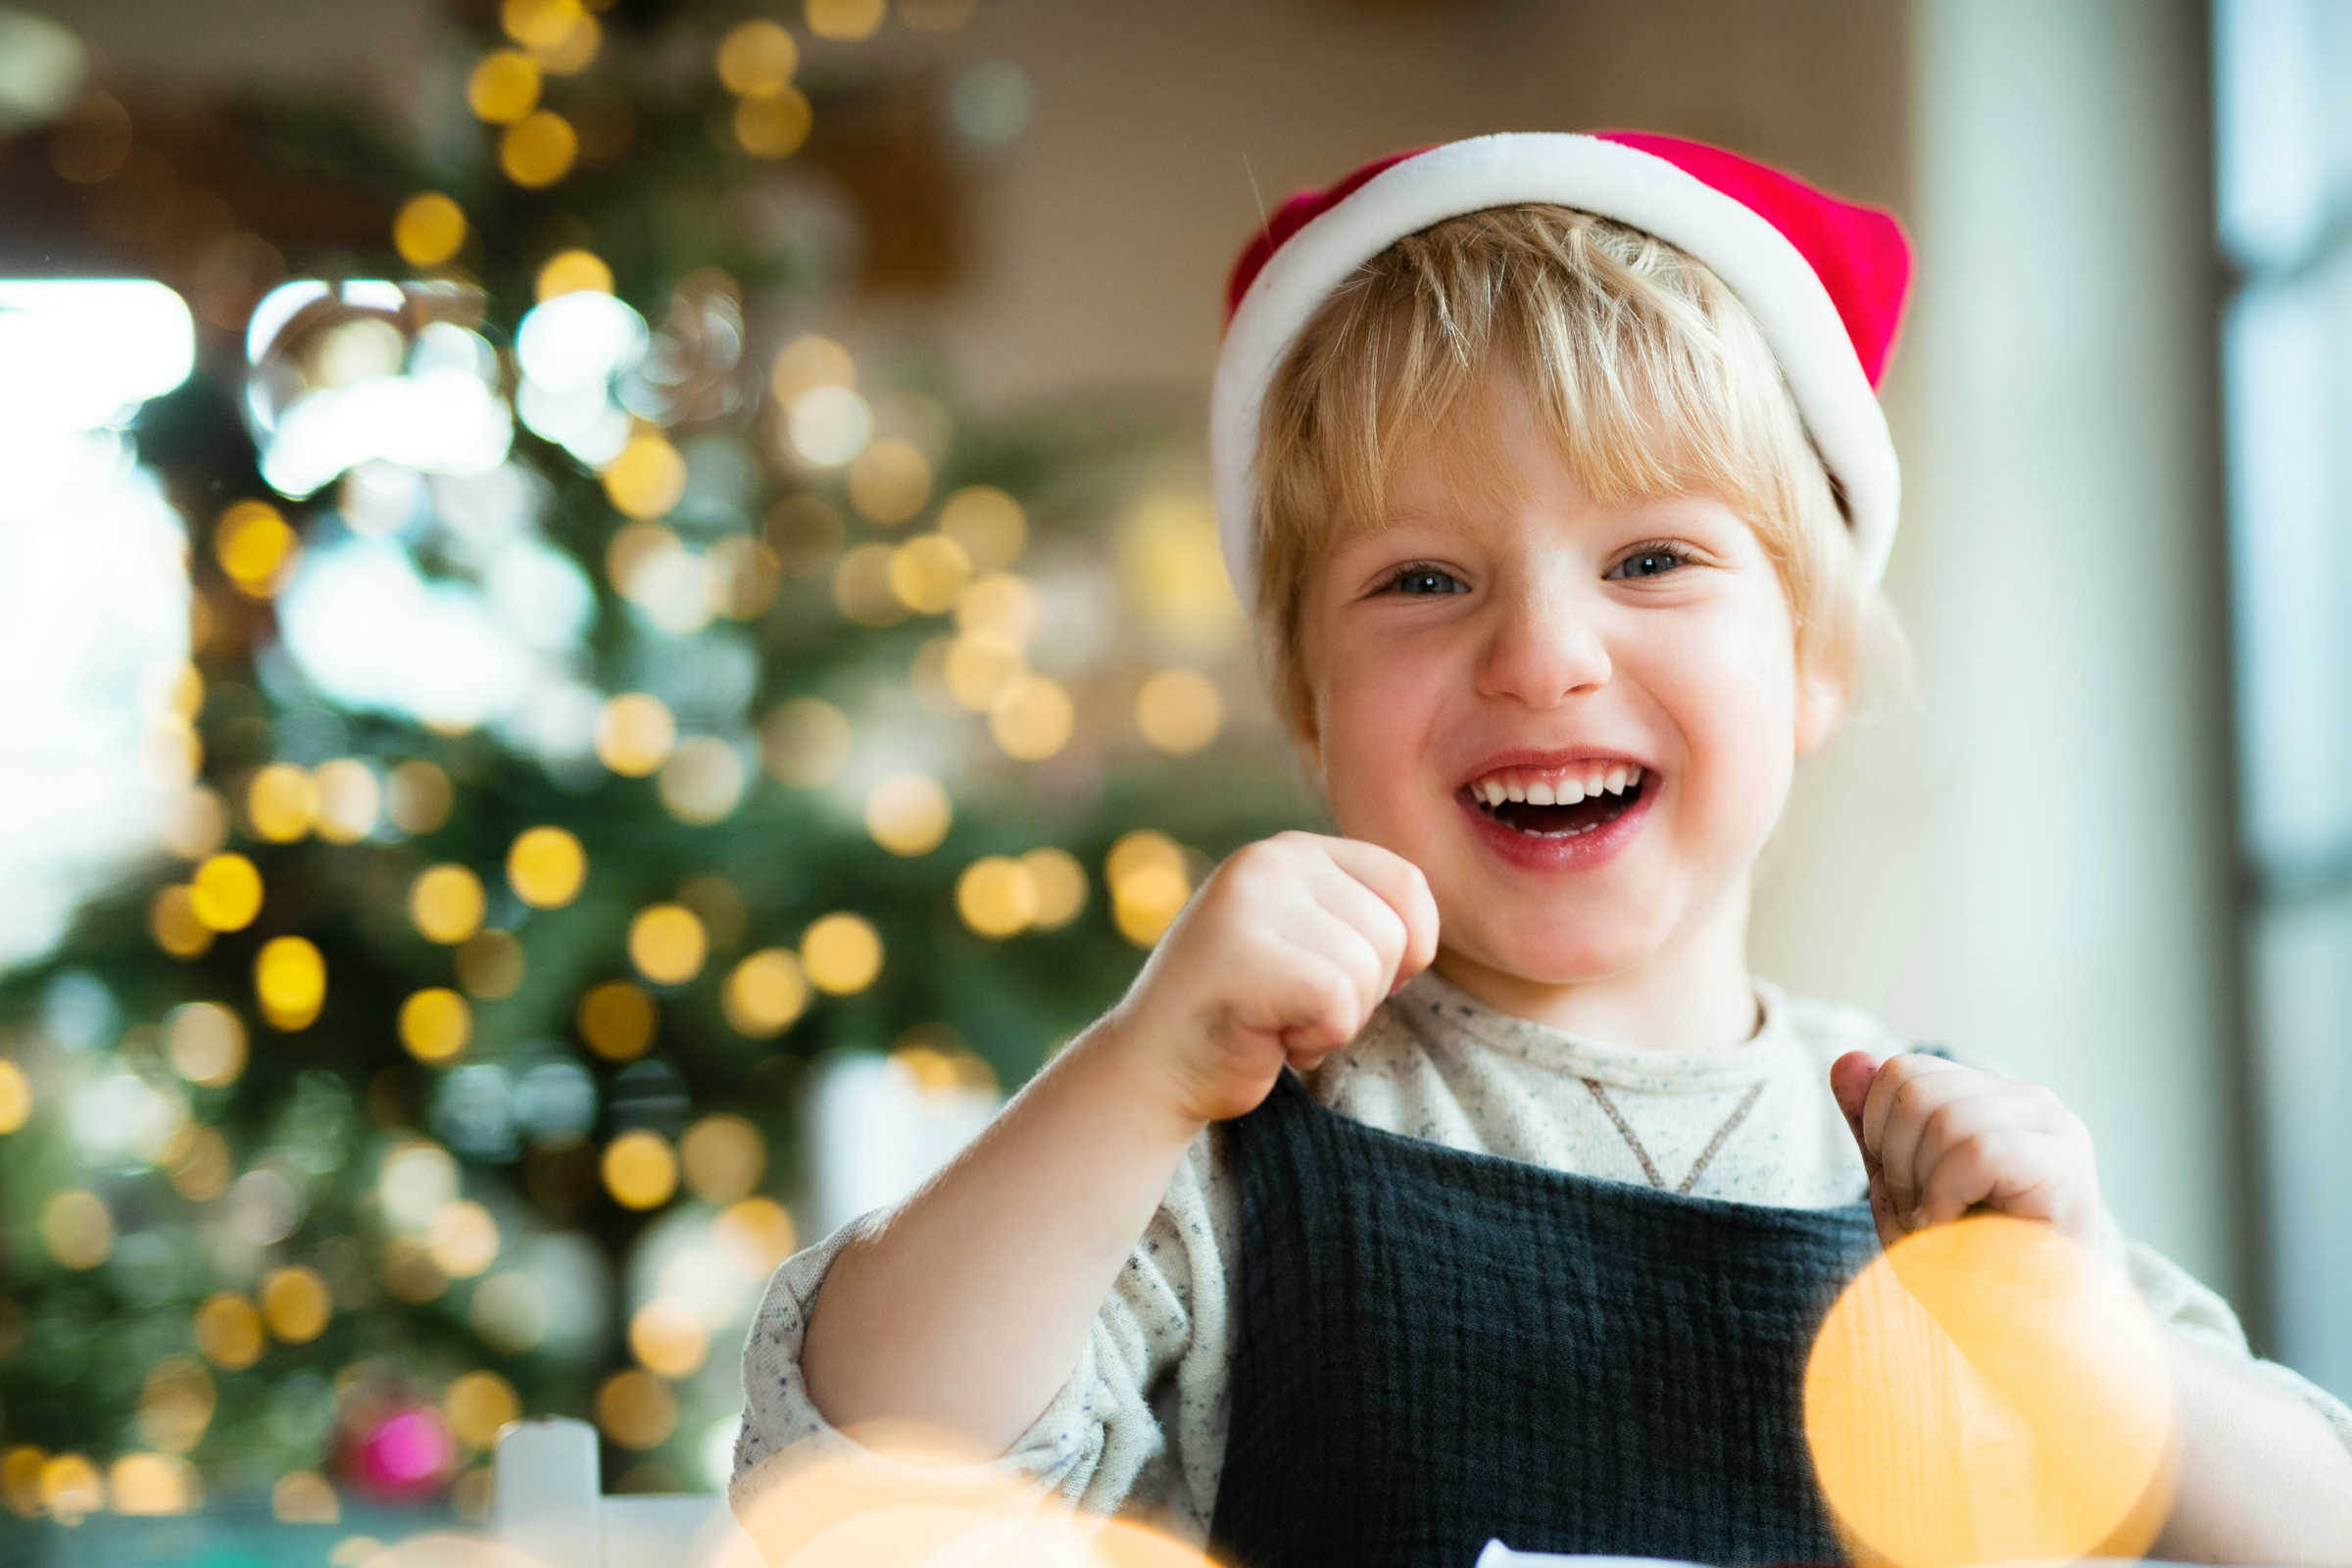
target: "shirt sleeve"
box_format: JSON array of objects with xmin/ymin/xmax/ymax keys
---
[
  {"xmin": 728, "ymin": 1128, "xmax": 1227, "ymax": 1536},
  {"xmin": 2120, "ymin": 1235, "xmax": 2352, "ymax": 1458}
]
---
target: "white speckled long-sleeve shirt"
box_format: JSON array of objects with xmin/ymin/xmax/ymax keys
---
[{"xmin": 731, "ymin": 965, "xmax": 2352, "ymax": 1549}]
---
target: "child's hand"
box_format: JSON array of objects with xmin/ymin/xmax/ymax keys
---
[
  {"xmin": 1829, "ymin": 1050, "xmax": 2105, "ymax": 1258},
  {"xmin": 1099, "ymin": 830, "xmax": 1441, "ymax": 1127}
]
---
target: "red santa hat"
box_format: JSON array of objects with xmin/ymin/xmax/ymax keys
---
[{"xmin": 1210, "ymin": 129, "xmax": 1914, "ymax": 609}]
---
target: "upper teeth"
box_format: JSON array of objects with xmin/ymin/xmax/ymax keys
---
[{"xmin": 1470, "ymin": 763, "xmax": 1643, "ymax": 807}]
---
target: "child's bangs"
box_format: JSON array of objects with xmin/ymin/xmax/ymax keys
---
[{"xmin": 1260, "ymin": 208, "xmax": 1789, "ymax": 574}]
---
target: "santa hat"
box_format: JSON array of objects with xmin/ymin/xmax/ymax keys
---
[{"xmin": 1210, "ymin": 129, "xmax": 1914, "ymax": 610}]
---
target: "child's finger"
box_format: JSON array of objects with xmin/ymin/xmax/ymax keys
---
[
  {"xmin": 1859, "ymin": 1054, "xmax": 1969, "ymax": 1200},
  {"xmin": 1881, "ymin": 1085, "xmax": 2012, "ymax": 1226},
  {"xmin": 1916, "ymin": 1128, "xmax": 2069, "ymax": 1230}
]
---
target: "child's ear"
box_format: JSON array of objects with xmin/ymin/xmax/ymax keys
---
[{"xmin": 1793, "ymin": 663, "xmax": 1845, "ymax": 759}]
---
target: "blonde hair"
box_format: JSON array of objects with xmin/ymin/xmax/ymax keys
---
[{"xmin": 1248, "ymin": 203, "xmax": 1915, "ymax": 787}]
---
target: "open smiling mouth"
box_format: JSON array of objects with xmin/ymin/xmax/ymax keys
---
[{"xmin": 1467, "ymin": 775, "xmax": 1647, "ymax": 838}]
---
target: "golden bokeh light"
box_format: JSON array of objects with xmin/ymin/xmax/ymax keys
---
[
  {"xmin": 444, "ymin": 1371, "xmax": 522, "ymax": 1452},
  {"xmin": 596, "ymin": 693, "xmax": 676, "ymax": 777},
  {"xmin": 255, "ymin": 936, "xmax": 327, "ymax": 1030},
  {"xmin": 759, "ymin": 696, "xmax": 852, "ymax": 788},
  {"xmin": 954, "ymin": 571, "xmax": 1037, "ymax": 645},
  {"xmin": 681, "ymin": 1112, "xmax": 766, "ymax": 1202},
  {"xmin": 602, "ymin": 430, "xmax": 687, "ymax": 519},
  {"xmin": 864, "ymin": 770, "xmax": 951, "ymax": 857},
  {"xmin": 383, "ymin": 1236, "xmax": 450, "ymax": 1303},
  {"xmin": 1021, "ymin": 846, "xmax": 1089, "ymax": 930},
  {"xmin": 801, "ymin": 911, "xmax": 882, "ymax": 996},
  {"xmin": 730, "ymin": 1430, "xmax": 1220, "ymax": 1567},
  {"xmin": 41, "ymin": 1190, "xmax": 112, "ymax": 1270},
  {"xmin": 892, "ymin": 1035, "xmax": 997, "ymax": 1097},
  {"xmin": 627, "ymin": 904, "xmax": 709, "ymax": 986},
  {"xmin": 1803, "ymin": 1213, "xmax": 2176, "ymax": 1568},
  {"xmin": 955, "ymin": 856, "xmax": 1038, "ymax": 939},
  {"xmin": 47, "ymin": 92, "xmax": 130, "ymax": 185},
  {"xmin": 594, "ymin": 1368, "xmax": 675, "ymax": 1449},
  {"xmin": 715, "ymin": 1197, "xmax": 799, "ymax": 1277},
  {"xmin": 507, "ymin": 825, "xmax": 587, "ymax": 907},
  {"xmin": 149, "ymin": 884, "xmax": 215, "ymax": 958},
  {"xmin": 271, "ymin": 1470, "xmax": 339, "ymax": 1525},
  {"xmin": 194, "ymin": 1293, "xmax": 265, "ymax": 1371},
  {"xmin": 988, "ymin": 673, "xmax": 1074, "ymax": 761},
  {"xmin": 1, "ymin": 1446, "xmax": 43, "ymax": 1519},
  {"xmin": 427, "ymin": 1200, "xmax": 501, "ymax": 1278},
  {"xmin": 887, "ymin": 534, "xmax": 971, "ymax": 615},
  {"xmin": 312, "ymin": 760, "xmax": 382, "ymax": 843},
  {"xmin": 721, "ymin": 949, "xmax": 810, "ymax": 1039},
  {"xmin": 769, "ymin": 334, "xmax": 855, "ymax": 405},
  {"xmin": 165, "ymin": 1001, "xmax": 247, "ymax": 1088},
  {"xmin": 500, "ymin": 110, "xmax": 578, "ymax": 188},
  {"xmin": 190, "ymin": 852, "xmax": 264, "ymax": 931},
  {"xmin": 832, "ymin": 540, "xmax": 903, "ymax": 625},
  {"xmin": 607, "ymin": 519, "xmax": 677, "ymax": 598},
  {"xmin": 0, "ymin": 1061, "xmax": 28, "ymax": 1135},
  {"xmin": 1135, "ymin": 667, "xmax": 1224, "ymax": 755},
  {"xmin": 710, "ymin": 534, "xmax": 783, "ymax": 619},
  {"xmin": 578, "ymin": 980, "xmax": 658, "ymax": 1060},
  {"xmin": 260, "ymin": 1266, "xmax": 332, "ymax": 1343},
  {"xmin": 411, "ymin": 864, "xmax": 488, "ymax": 946},
  {"xmin": 535, "ymin": 248, "xmax": 612, "ymax": 300},
  {"xmin": 216, "ymin": 500, "xmax": 298, "ymax": 597},
  {"xmin": 805, "ymin": 0, "xmax": 885, "ymax": 41},
  {"xmin": 849, "ymin": 438, "xmax": 933, "ymax": 525},
  {"xmin": 716, "ymin": 20, "xmax": 799, "ymax": 95},
  {"xmin": 136, "ymin": 1356, "xmax": 217, "ymax": 1454},
  {"xmin": 941, "ymin": 632, "xmax": 1024, "ymax": 713},
  {"xmin": 657, "ymin": 737, "xmax": 748, "ymax": 824},
  {"xmin": 466, "ymin": 50, "xmax": 542, "ymax": 123},
  {"xmin": 500, "ymin": 0, "xmax": 582, "ymax": 51},
  {"xmin": 936, "ymin": 485, "xmax": 1026, "ymax": 573},
  {"xmin": 602, "ymin": 1131, "xmax": 678, "ymax": 1210},
  {"xmin": 789, "ymin": 383, "xmax": 874, "ymax": 466},
  {"xmin": 399, "ymin": 988, "xmax": 472, "ymax": 1065},
  {"xmin": 386, "ymin": 760, "xmax": 456, "ymax": 834},
  {"xmin": 628, "ymin": 1299, "xmax": 709, "ymax": 1379},
  {"xmin": 160, "ymin": 784, "xmax": 230, "ymax": 860},
  {"xmin": 109, "ymin": 1451, "xmax": 197, "ymax": 1516},
  {"xmin": 37, "ymin": 1453, "xmax": 103, "ymax": 1525},
  {"xmin": 166, "ymin": 1125, "xmax": 233, "ymax": 1201},
  {"xmin": 245, "ymin": 762, "xmax": 320, "ymax": 842},
  {"xmin": 734, "ymin": 87, "xmax": 813, "ymax": 160},
  {"xmin": 392, "ymin": 193, "xmax": 467, "ymax": 269},
  {"xmin": 456, "ymin": 930, "xmax": 526, "ymax": 1000},
  {"xmin": 1119, "ymin": 492, "xmax": 1245, "ymax": 651},
  {"xmin": 530, "ymin": 8, "xmax": 600, "ymax": 73},
  {"xmin": 1107, "ymin": 830, "xmax": 1190, "ymax": 948}
]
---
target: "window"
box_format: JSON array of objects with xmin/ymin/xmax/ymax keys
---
[{"xmin": 2214, "ymin": 0, "xmax": 2352, "ymax": 1396}]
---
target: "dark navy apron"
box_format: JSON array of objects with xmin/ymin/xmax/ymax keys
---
[{"xmin": 1202, "ymin": 1047, "xmax": 1951, "ymax": 1568}]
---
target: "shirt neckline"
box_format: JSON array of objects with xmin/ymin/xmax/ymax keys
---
[{"xmin": 1389, "ymin": 965, "xmax": 1805, "ymax": 1094}]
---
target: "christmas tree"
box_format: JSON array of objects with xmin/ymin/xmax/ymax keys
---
[{"xmin": 0, "ymin": 0, "xmax": 1312, "ymax": 1553}]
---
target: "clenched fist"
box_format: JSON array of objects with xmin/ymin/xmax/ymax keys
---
[
  {"xmin": 1830, "ymin": 1050, "xmax": 2106, "ymax": 1259},
  {"xmin": 1099, "ymin": 830, "xmax": 1441, "ymax": 1127}
]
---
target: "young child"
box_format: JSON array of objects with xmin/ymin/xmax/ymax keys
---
[{"xmin": 731, "ymin": 131, "xmax": 2352, "ymax": 1565}]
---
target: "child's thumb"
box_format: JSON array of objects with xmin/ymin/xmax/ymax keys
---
[{"xmin": 1829, "ymin": 1051, "xmax": 1879, "ymax": 1142}]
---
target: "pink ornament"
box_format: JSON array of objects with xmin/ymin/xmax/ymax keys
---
[{"xmin": 346, "ymin": 1401, "xmax": 457, "ymax": 1502}]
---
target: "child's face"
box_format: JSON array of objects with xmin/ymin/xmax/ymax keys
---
[{"xmin": 1298, "ymin": 368, "xmax": 1841, "ymax": 1001}]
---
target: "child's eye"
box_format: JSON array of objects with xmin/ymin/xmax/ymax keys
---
[
  {"xmin": 1378, "ymin": 563, "xmax": 1466, "ymax": 596},
  {"xmin": 1608, "ymin": 541, "xmax": 1698, "ymax": 580}
]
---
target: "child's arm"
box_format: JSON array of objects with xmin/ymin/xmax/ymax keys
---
[
  {"xmin": 799, "ymin": 1011, "xmax": 1206, "ymax": 1456},
  {"xmin": 2150, "ymin": 1328, "xmax": 2352, "ymax": 1564},
  {"xmin": 801, "ymin": 830, "xmax": 1438, "ymax": 1458}
]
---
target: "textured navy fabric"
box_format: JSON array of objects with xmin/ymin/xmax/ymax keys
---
[{"xmin": 1201, "ymin": 1049, "xmax": 1948, "ymax": 1568}]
